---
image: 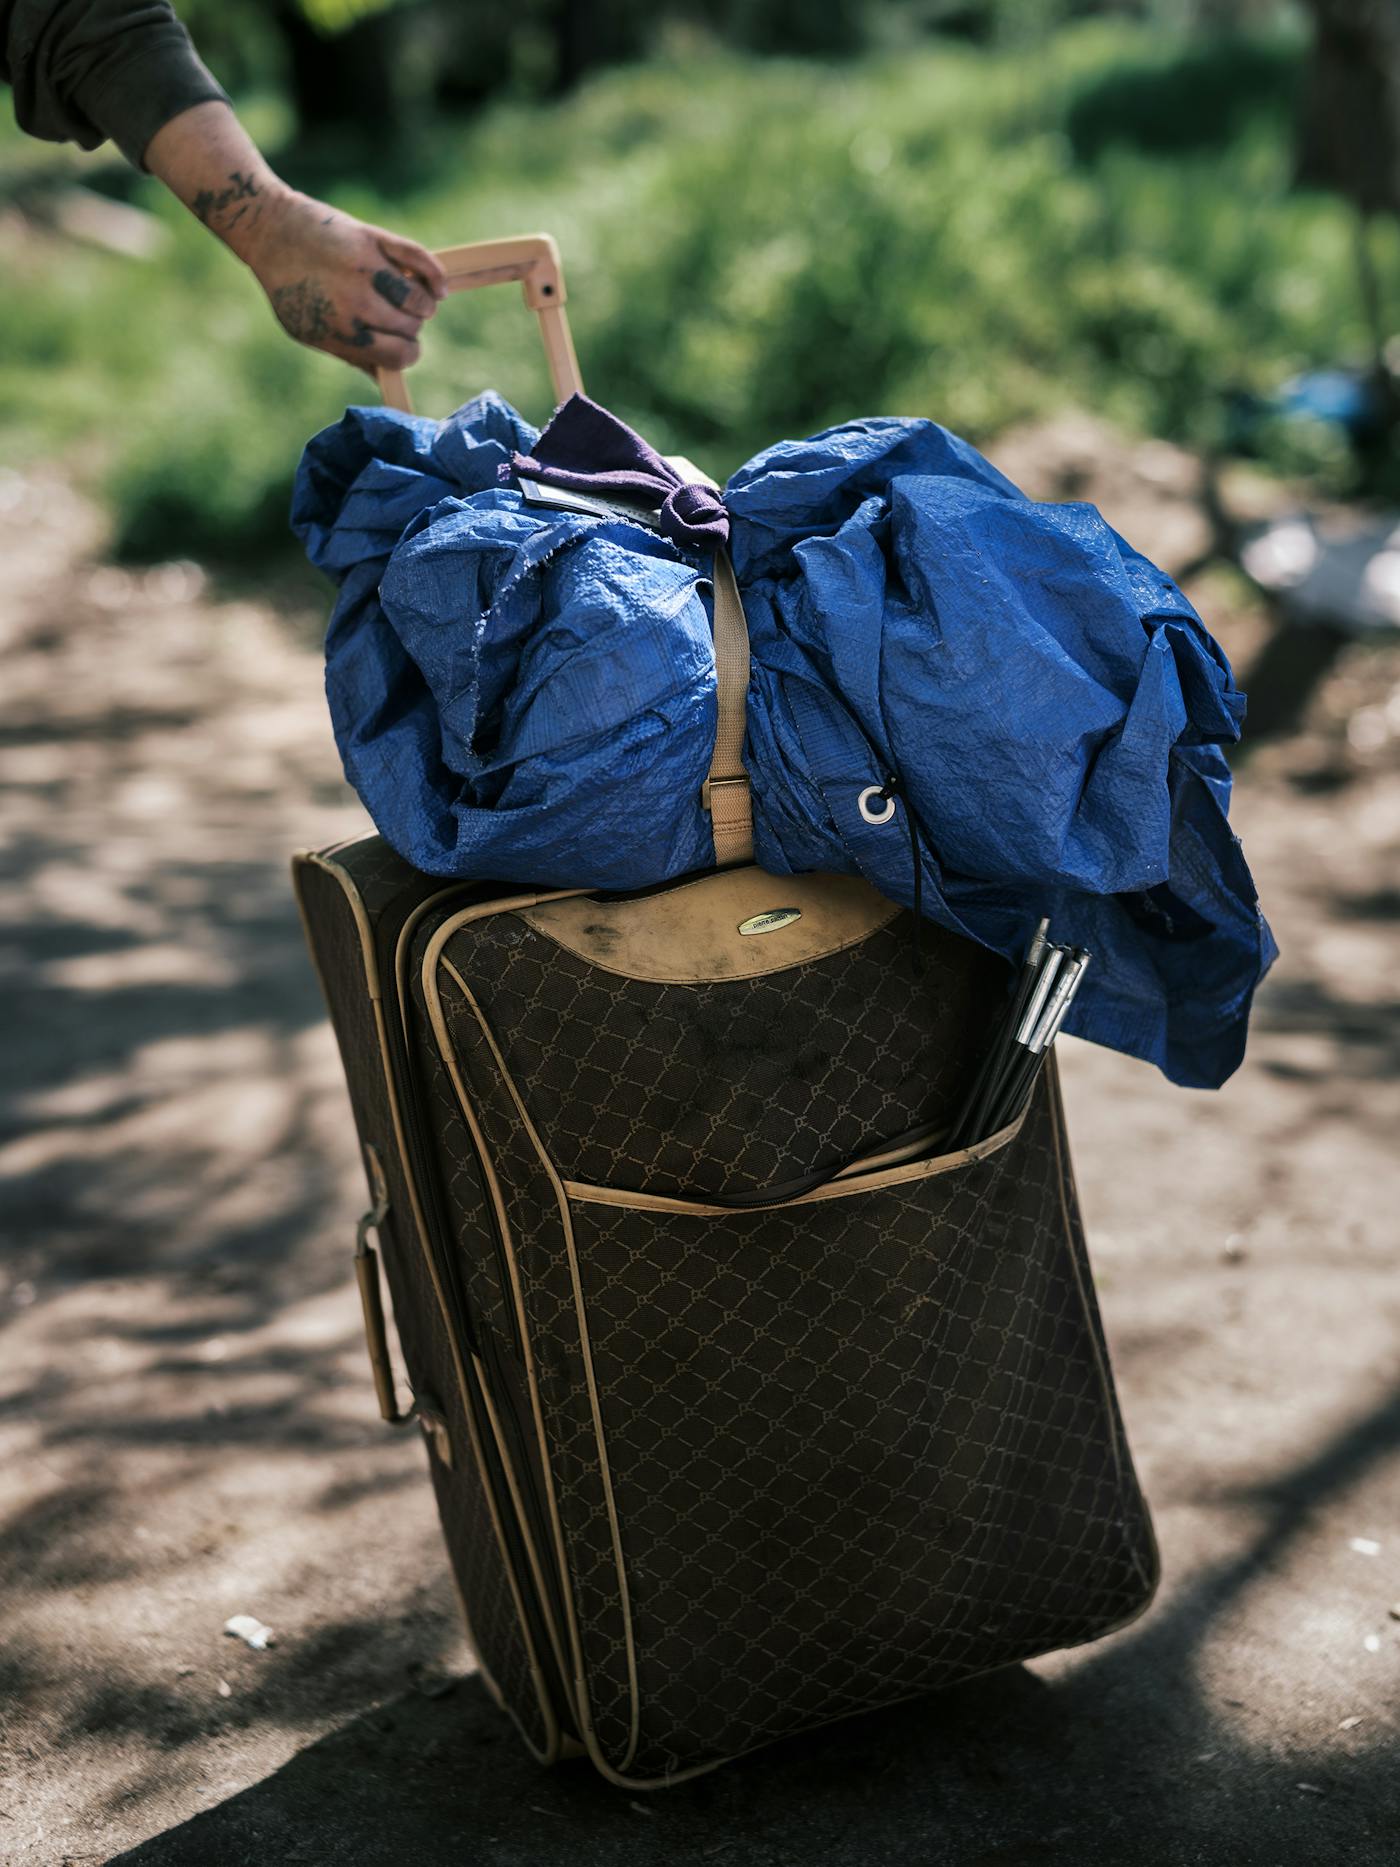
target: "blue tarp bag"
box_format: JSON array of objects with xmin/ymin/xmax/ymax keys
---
[{"xmin": 292, "ymin": 390, "xmax": 1275, "ymax": 1089}]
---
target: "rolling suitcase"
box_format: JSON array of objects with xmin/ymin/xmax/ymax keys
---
[{"xmin": 293, "ymin": 236, "xmax": 1159, "ymax": 1788}]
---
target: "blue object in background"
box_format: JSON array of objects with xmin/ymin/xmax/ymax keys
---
[
  {"xmin": 292, "ymin": 392, "xmax": 1276, "ymax": 1089},
  {"xmin": 1274, "ymin": 366, "xmax": 1386, "ymax": 439}
]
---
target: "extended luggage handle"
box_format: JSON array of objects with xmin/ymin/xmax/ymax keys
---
[
  {"xmin": 376, "ymin": 231, "xmax": 752, "ymax": 865},
  {"xmin": 375, "ymin": 232, "xmax": 584, "ymax": 414}
]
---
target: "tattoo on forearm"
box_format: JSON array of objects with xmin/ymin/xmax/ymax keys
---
[
  {"xmin": 372, "ymin": 268, "xmax": 412, "ymax": 310},
  {"xmin": 271, "ymin": 280, "xmax": 375, "ymax": 352},
  {"xmin": 191, "ymin": 170, "xmax": 261, "ymax": 229}
]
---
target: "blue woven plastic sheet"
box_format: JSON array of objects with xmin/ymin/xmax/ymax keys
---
[{"xmin": 292, "ymin": 392, "xmax": 1276, "ymax": 1087}]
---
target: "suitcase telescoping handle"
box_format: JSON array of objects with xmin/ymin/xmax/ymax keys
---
[
  {"xmin": 375, "ymin": 232, "xmax": 583, "ymax": 413},
  {"xmin": 374, "ymin": 232, "xmax": 753, "ymax": 862}
]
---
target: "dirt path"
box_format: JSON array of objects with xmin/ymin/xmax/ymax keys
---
[{"xmin": 1, "ymin": 454, "xmax": 1397, "ymax": 1866}]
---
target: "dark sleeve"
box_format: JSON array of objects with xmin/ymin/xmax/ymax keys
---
[{"xmin": 2, "ymin": 0, "xmax": 229, "ymax": 168}]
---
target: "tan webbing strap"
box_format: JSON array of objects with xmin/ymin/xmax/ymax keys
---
[{"xmin": 702, "ymin": 547, "xmax": 754, "ymax": 866}]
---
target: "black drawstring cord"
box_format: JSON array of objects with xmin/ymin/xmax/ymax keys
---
[{"xmin": 876, "ymin": 773, "xmax": 923, "ymax": 975}]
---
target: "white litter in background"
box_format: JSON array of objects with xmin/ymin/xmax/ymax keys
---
[
  {"xmin": 224, "ymin": 1614, "xmax": 275, "ymax": 1650},
  {"xmin": 1349, "ymin": 1537, "xmax": 1382, "ymax": 1556},
  {"xmin": 1242, "ymin": 517, "xmax": 1319, "ymax": 589},
  {"xmin": 1241, "ymin": 511, "xmax": 1400, "ymax": 631},
  {"xmin": 1364, "ymin": 1634, "xmax": 1382, "ymax": 1653},
  {"xmin": 1364, "ymin": 549, "xmax": 1400, "ymax": 608}
]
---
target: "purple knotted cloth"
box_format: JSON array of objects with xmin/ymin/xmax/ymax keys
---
[{"xmin": 502, "ymin": 393, "xmax": 729, "ymax": 550}]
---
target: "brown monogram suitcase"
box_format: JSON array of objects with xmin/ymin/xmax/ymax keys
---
[
  {"xmin": 293, "ymin": 834, "xmax": 1159, "ymax": 1787},
  {"xmin": 292, "ymin": 234, "xmax": 1158, "ymax": 1787}
]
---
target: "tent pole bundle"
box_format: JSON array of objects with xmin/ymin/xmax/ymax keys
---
[{"xmin": 948, "ymin": 921, "xmax": 1091, "ymax": 1150}]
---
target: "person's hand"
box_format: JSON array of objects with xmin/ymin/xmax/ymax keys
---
[
  {"xmin": 143, "ymin": 103, "xmax": 448, "ymax": 376},
  {"xmin": 237, "ymin": 188, "xmax": 447, "ymax": 374}
]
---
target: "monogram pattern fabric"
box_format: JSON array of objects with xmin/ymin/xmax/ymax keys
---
[
  {"xmin": 298, "ymin": 838, "xmax": 1159, "ymax": 1784},
  {"xmin": 449, "ymin": 910, "xmax": 1007, "ymax": 1198}
]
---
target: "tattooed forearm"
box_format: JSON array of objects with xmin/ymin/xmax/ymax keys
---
[
  {"xmin": 372, "ymin": 267, "xmax": 411, "ymax": 310},
  {"xmin": 191, "ymin": 169, "xmax": 261, "ymax": 230},
  {"xmin": 271, "ymin": 279, "xmax": 375, "ymax": 351},
  {"xmin": 144, "ymin": 103, "xmax": 442, "ymax": 370}
]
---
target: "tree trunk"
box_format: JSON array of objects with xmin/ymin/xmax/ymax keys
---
[
  {"xmin": 1297, "ymin": 0, "xmax": 1400, "ymax": 218},
  {"xmin": 274, "ymin": 3, "xmax": 405, "ymax": 145}
]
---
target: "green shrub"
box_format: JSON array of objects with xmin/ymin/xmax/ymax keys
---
[{"xmin": 0, "ymin": 19, "xmax": 1394, "ymax": 563}]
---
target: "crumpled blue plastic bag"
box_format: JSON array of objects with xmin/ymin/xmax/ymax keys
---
[{"xmin": 292, "ymin": 391, "xmax": 1276, "ymax": 1088}]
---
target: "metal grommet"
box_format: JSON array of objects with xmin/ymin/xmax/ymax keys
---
[{"xmin": 858, "ymin": 785, "xmax": 896, "ymax": 826}]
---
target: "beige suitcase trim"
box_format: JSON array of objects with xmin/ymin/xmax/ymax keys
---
[
  {"xmin": 392, "ymin": 888, "xmax": 583, "ymax": 1728},
  {"xmin": 423, "ymin": 915, "xmax": 650, "ymax": 1779},
  {"xmin": 518, "ymin": 867, "xmax": 900, "ymax": 985},
  {"xmin": 560, "ymin": 1110, "xmax": 1025, "ymax": 1216}
]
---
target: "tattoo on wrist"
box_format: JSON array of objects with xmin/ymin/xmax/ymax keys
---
[
  {"xmin": 372, "ymin": 268, "xmax": 412, "ymax": 310},
  {"xmin": 191, "ymin": 169, "xmax": 261, "ymax": 232}
]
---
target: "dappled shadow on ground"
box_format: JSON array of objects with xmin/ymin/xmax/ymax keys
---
[
  {"xmin": 0, "ymin": 471, "xmax": 468, "ymax": 1863},
  {"xmin": 3, "ymin": 466, "xmax": 1399, "ymax": 1864},
  {"xmin": 1235, "ymin": 618, "xmax": 1351, "ymax": 744},
  {"xmin": 106, "ymin": 1678, "xmax": 1399, "ymax": 1867},
  {"xmin": 110, "ymin": 1375, "xmax": 1400, "ymax": 1866},
  {"xmin": 1253, "ymin": 972, "xmax": 1400, "ymax": 1087}
]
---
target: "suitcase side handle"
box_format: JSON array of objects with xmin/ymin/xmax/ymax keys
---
[
  {"xmin": 376, "ymin": 232, "xmax": 583, "ymax": 414},
  {"xmin": 352, "ymin": 1146, "xmax": 456, "ymax": 1464},
  {"xmin": 352, "ymin": 1144, "xmax": 416, "ymax": 1426}
]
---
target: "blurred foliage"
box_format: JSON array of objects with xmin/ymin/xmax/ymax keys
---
[
  {"xmin": 159, "ymin": 0, "xmax": 1299, "ymax": 130},
  {"xmin": 0, "ymin": 14, "xmax": 1396, "ymax": 565},
  {"xmin": 1064, "ymin": 30, "xmax": 1302, "ymax": 153},
  {"xmin": 299, "ymin": 0, "xmax": 404, "ymax": 28}
]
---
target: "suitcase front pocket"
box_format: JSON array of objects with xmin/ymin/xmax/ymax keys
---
[
  {"xmin": 557, "ymin": 1081, "xmax": 1158, "ymax": 1781},
  {"xmin": 559, "ymin": 1099, "xmax": 1026, "ymax": 1216},
  {"xmin": 418, "ymin": 918, "xmax": 1157, "ymax": 1785}
]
